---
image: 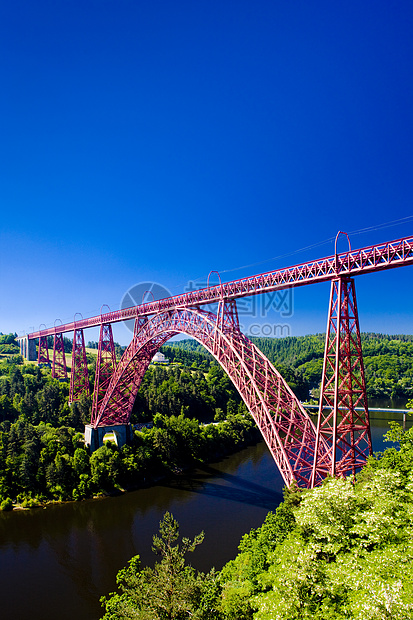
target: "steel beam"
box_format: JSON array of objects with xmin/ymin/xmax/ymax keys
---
[
  {"xmin": 90, "ymin": 324, "xmax": 117, "ymax": 426},
  {"xmin": 37, "ymin": 335, "xmax": 50, "ymax": 365}
]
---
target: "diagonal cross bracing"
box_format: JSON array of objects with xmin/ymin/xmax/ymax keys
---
[
  {"xmin": 93, "ymin": 305, "xmax": 328, "ymax": 488},
  {"xmin": 69, "ymin": 329, "xmax": 90, "ymax": 402}
]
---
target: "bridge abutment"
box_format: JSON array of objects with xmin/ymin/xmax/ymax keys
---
[{"xmin": 84, "ymin": 424, "xmax": 133, "ymax": 452}]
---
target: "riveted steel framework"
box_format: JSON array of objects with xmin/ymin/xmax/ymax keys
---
[
  {"xmin": 69, "ymin": 329, "xmax": 90, "ymax": 402},
  {"xmin": 26, "ymin": 234, "xmax": 413, "ymax": 487},
  {"xmin": 37, "ymin": 335, "xmax": 50, "ymax": 365},
  {"xmin": 28, "ymin": 235, "xmax": 413, "ymax": 341},
  {"xmin": 311, "ymin": 277, "xmax": 372, "ymax": 484},
  {"xmin": 91, "ymin": 323, "xmax": 117, "ymax": 425},
  {"xmin": 52, "ymin": 333, "xmax": 67, "ymax": 380},
  {"xmin": 93, "ymin": 303, "xmax": 328, "ymax": 488}
]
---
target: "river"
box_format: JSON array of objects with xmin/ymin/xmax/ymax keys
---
[{"xmin": 0, "ymin": 406, "xmax": 410, "ymax": 620}]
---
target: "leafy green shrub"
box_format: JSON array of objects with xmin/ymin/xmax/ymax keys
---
[{"xmin": 0, "ymin": 497, "xmax": 13, "ymax": 511}]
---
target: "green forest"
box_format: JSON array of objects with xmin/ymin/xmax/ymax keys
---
[{"xmin": 101, "ymin": 424, "xmax": 413, "ymax": 619}]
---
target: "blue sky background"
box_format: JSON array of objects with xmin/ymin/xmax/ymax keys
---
[{"xmin": 1, "ymin": 0, "xmax": 412, "ymax": 345}]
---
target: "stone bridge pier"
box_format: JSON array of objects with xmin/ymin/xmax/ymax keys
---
[
  {"xmin": 16, "ymin": 336, "xmax": 37, "ymax": 361},
  {"xmin": 84, "ymin": 424, "xmax": 133, "ymax": 452}
]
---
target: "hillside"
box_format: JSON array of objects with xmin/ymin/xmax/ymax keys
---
[{"xmin": 164, "ymin": 334, "xmax": 413, "ymax": 401}]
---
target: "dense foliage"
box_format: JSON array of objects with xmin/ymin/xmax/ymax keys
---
[
  {"xmin": 0, "ymin": 334, "xmax": 258, "ymax": 508},
  {"xmin": 0, "ymin": 333, "xmax": 20, "ymax": 355},
  {"xmin": 101, "ymin": 424, "xmax": 413, "ymax": 619},
  {"xmin": 254, "ymin": 333, "xmax": 413, "ymax": 400}
]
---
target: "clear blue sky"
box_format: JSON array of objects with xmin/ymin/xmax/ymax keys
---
[{"xmin": 1, "ymin": 0, "xmax": 412, "ymax": 345}]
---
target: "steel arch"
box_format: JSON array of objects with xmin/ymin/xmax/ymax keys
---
[{"xmin": 93, "ymin": 305, "xmax": 327, "ymax": 488}]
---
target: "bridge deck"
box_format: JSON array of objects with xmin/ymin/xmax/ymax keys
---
[{"xmin": 28, "ymin": 235, "xmax": 413, "ymax": 339}]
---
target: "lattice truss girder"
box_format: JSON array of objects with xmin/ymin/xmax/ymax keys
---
[
  {"xmin": 94, "ymin": 302, "xmax": 328, "ymax": 488},
  {"xmin": 312, "ymin": 277, "xmax": 372, "ymax": 483},
  {"xmin": 28, "ymin": 236, "xmax": 413, "ymax": 344}
]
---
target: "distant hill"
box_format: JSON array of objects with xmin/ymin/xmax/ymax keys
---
[{"xmin": 164, "ymin": 334, "xmax": 413, "ymax": 400}]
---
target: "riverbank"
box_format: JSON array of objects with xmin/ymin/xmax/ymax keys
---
[
  {"xmin": 1, "ymin": 412, "xmax": 262, "ymax": 511},
  {"xmin": 3, "ymin": 401, "xmax": 410, "ymax": 512}
]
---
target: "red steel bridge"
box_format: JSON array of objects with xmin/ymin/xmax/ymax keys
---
[{"xmin": 21, "ymin": 233, "xmax": 413, "ymax": 489}]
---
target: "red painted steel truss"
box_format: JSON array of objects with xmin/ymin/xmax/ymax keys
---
[
  {"xmin": 91, "ymin": 324, "xmax": 117, "ymax": 423},
  {"xmin": 37, "ymin": 335, "xmax": 50, "ymax": 365},
  {"xmin": 69, "ymin": 329, "xmax": 90, "ymax": 402},
  {"xmin": 52, "ymin": 333, "xmax": 67, "ymax": 380},
  {"xmin": 92, "ymin": 303, "xmax": 328, "ymax": 488},
  {"xmin": 27, "ymin": 234, "xmax": 413, "ymax": 487},
  {"xmin": 311, "ymin": 277, "xmax": 372, "ymax": 484},
  {"xmin": 28, "ymin": 235, "xmax": 413, "ymax": 341}
]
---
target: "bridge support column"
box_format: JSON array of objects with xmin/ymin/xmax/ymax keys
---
[
  {"xmin": 17, "ymin": 336, "xmax": 37, "ymax": 360},
  {"xmin": 311, "ymin": 277, "xmax": 372, "ymax": 485},
  {"xmin": 69, "ymin": 329, "xmax": 90, "ymax": 402},
  {"xmin": 84, "ymin": 423, "xmax": 132, "ymax": 452},
  {"xmin": 52, "ymin": 333, "xmax": 67, "ymax": 379},
  {"xmin": 90, "ymin": 323, "xmax": 117, "ymax": 425},
  {"xmin": 38, "ymin": 335, "xmax": 50, "ymax": 366},
  {"xmin": 213, "ymin": 299, "xmax": 239, "ymax": 356}
]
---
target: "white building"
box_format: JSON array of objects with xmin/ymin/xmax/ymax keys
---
[{"xmin": 152, "ymin": 351, "xmax": 169, "ymax": 364}]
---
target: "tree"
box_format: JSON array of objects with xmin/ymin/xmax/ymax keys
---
[{"xmin": 100, "ymin": 512, "xmax": 219, "ymax": 620}]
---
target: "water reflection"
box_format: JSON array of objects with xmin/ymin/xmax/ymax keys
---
[{"xmin": 163, "ymin": 463, "xmax": 282, "ymax": 510}]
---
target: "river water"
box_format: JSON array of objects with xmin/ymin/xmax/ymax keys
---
[{"xmin": 0, "ymin": 406, "xmax": 410, "ymax": 620}]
